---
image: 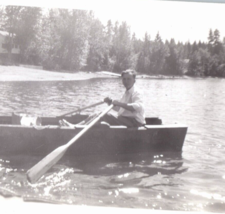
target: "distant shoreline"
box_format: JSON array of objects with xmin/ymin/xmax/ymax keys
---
[
  {"xmin": 0, "ymin": 65, "xmax": 109, "ymax": 81},
  {"xmin": 0, "ymin": 65, "xmax": 199, "ymax": 82}
]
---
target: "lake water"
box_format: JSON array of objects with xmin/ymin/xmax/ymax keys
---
[{"xmin": 0, "ymin": 77, "xmax": 225, "ymax": 212}]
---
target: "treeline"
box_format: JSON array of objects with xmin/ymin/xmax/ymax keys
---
[{"xmin": 0, "ymin": 5, "xmax": 225, "ymax": 77}]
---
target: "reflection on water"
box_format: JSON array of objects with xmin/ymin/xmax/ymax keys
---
[
  {"xmin": 0, "ymin": 152, "xmax": 187, "ymax": 209},
  {"xmin": 0, "ymin": 77, "xmax": 225, "ymax": 212}
]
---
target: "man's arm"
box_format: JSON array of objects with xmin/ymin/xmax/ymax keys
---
[
  {"xmin": 113, "ymin": 91, "xmax": 144, "ymax": 112},
  {"xmin": 112, "ymin": 100, "xmax": 135, "ymax": 112},
  {"xmin": 104, "ymin": 91, "xmax": 144, "ymax": 113}
]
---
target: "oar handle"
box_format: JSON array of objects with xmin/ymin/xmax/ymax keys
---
[
  {"xmin": 67, "ymin": 104, "xmax": 114, "ymax": 148},
  {"xmin": 58, "ymin": 101, "xmax": 105, "ymax": 118}
]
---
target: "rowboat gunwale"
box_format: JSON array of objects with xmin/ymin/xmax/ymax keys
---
[{"xmin": 0, "ymin": 115, "xmax": 188, "ymax": 157}]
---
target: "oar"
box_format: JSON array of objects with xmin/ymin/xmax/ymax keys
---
[
  {"xmin": 57, "ymin": 101, "xmax": 104, "ymax": 118},
  {"xmin": 27, "ymin": 104, "xmax": 114, "ymax": 183}
]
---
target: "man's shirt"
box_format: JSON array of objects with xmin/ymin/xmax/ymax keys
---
[{"xmin": 115, "ymin": 85, "xmax": 145, "ymax": 124}]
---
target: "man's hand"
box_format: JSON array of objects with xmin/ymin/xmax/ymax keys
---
[{"xmin": 104, "ymin": 97, "xmax": 113, "ymax": 105}]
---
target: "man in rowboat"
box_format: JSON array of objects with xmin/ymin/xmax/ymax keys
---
[
  {"xmin": 102, "ymin": 69, "xmax": 145, "ymax": 127},
  {"xmin": 62, "ymin": 69, "xmax": 145, "ymax": 127}
]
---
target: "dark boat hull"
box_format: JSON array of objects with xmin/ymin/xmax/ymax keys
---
[{"xmin": 0, "ymin": 114, "xmax": 188, "ymax": 157}]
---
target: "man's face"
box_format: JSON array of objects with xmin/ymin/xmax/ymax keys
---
[{"xmin": 122, "ymin": 73, "xmax": 135, "ymax": 90}]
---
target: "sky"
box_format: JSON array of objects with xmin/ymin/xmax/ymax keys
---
[{"xmin": 2, "ymin": 0, "xmax": 225, "ymax": 43}]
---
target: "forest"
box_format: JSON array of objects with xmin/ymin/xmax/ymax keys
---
[{"xmin": 0, "ymin": 5, "xmax": 225, "ymax": 77}]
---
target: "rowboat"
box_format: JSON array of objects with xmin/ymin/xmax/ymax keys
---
[{"xmin": 0, "ymin": 113, "xmax": 188, "ymax": 158}]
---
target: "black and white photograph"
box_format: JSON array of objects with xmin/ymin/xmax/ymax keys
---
[{"xmin": 0, "ymin": 0, "xmax": 225, "ymax": 213}]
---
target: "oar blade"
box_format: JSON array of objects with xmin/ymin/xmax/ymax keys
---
[{"xmin": 27, "ymin": 145, "xmax": 68, "ymax": 183}]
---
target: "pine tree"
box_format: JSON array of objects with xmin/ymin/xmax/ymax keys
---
[
  {"xmin": 86, "ymin": 17, "xmax": 106, "ymax": 71},
  {"xmin": 208, "ymin": 29, "xmax": 214, "ymax": 55},
  {"xmin": 164, "ymin": 40, "xmax": 182, "ymax": 75},
  {"xmin": 15, "ymin": 6, "xmax": 42, "ymax": 64},
  {"xmin": 192, "ymin": 42, "xmax": 198, "ymax": 53},
  {"xmin": 150, "ymin": 32, "xmax": 168, "ymax": 75},
  {"xmin": 111, "ymin": 21, "xmax": 132, "ymax": 72},
  {"xmin": 131, "ymin": 33, "xmax": 142, "ymax": 54},
  {"xmin": 103, "ymin": 20, "xmax": 114, "ymax": 70},
  {"xmin": 208, "ymin": 29, "xmax": 214, "ymax": 44},
  {"xmin": 136, "ymin": 33, "xmax": 151, "ymax": 74},
  {"xmin": 213, "ymin": 29, "xmax": 223, "ymax": 55},
  {"xmin": 155, "ymin": 32, "xmax": 162, "ymax": 43}
]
